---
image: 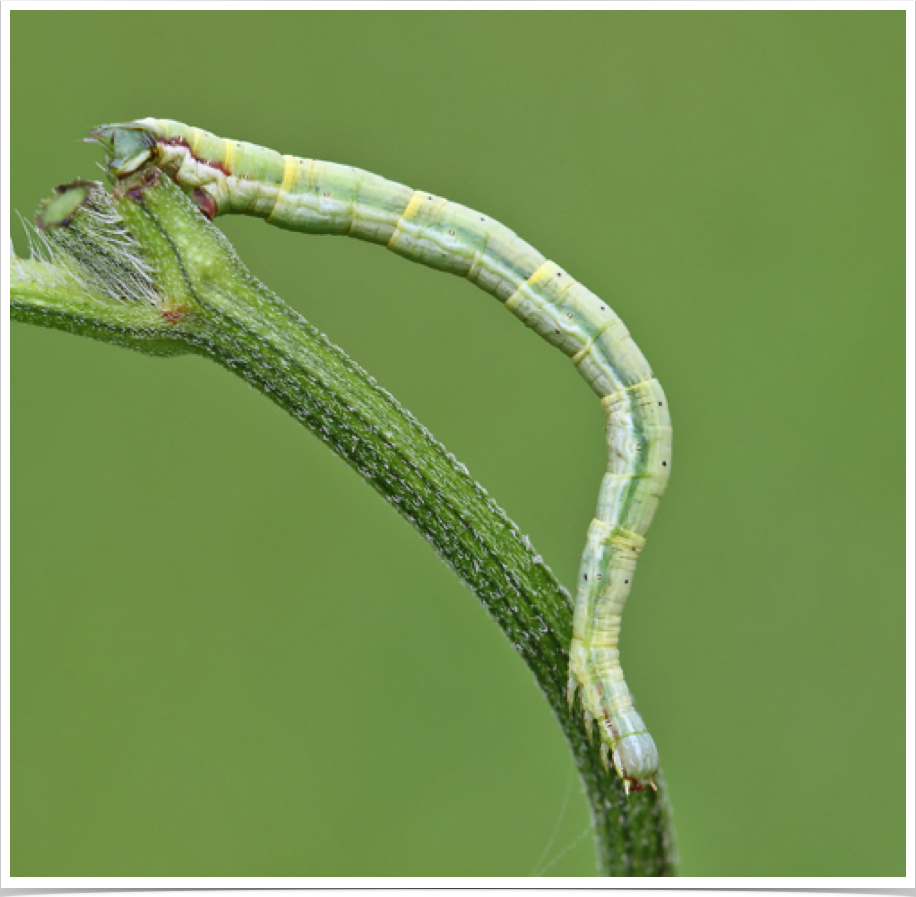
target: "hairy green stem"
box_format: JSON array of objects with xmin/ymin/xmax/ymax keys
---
[{"xmin": 11, "ymin": 170, "xmax": 676, "ymax": 876}]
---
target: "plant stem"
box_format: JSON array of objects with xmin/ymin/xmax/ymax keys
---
[{"xmin": 11, "ymin": 170, "xmax": 677, "ymax": 876}]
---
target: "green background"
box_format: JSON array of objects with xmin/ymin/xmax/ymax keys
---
[{"xmin": 10, "ymin": 11, "xmax": 904, "ymax": 878}]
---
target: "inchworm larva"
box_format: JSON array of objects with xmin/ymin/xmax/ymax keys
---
[{"xmin": 91, "ymin": 119, "xmax": 672, "ymax": 793}]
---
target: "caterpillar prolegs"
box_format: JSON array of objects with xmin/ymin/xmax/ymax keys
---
[{"xmin": 90, "ymin": 119, "xmax": 672, "ymax": 792}]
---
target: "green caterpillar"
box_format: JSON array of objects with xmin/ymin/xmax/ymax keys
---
[{"xmin": 90, "ymin": 119, "xmax": 672, "ymax": 793}]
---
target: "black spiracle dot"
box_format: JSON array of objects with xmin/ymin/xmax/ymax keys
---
[
  {"xmin": 584, "ymin": 574, "xmax": 588, "ymax": 580},
  {"xmin": 662, "ymin": 461, "xmax": 667, "ymax": 466},
  {"xmin": 624, "ymin": 579, "xmax": 629, "ymax": 584}
]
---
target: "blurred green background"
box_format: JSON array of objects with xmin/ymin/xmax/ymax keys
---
[{"xmin": 10, "ymin": 11, "xmax": 904, "ymax": 878}]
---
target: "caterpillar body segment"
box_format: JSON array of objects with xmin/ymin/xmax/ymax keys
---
[{"xmin": 91, "ymin": 118, "xmax": 672, "ymax": 792}]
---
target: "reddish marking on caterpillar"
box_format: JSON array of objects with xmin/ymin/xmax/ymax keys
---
[
  {"xmin": 192, "ymin": 188, "xmax": 217, "ymax": 221},
  {"xmin": 160, "ymin": 136, "xmax": 231, "ymax": 177}
]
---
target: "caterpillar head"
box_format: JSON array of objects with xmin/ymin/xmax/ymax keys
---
[{"xmin": 87, "ymin": 122, "xmax": 158, "ymax": 177}]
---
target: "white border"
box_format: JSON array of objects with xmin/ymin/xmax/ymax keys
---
[{"xmin": 0, "ymin": 0, "xmax": 916, "ymax": 888}]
